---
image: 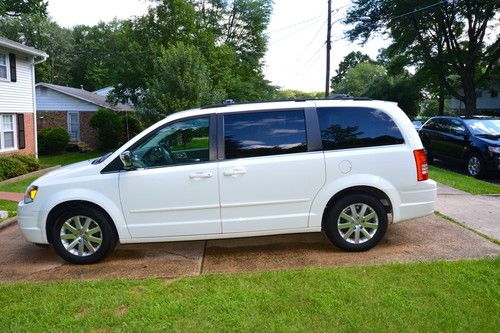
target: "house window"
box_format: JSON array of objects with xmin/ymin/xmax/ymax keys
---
[
  {"xmin": 67, "ymin": 112, "xmax": 80, "ymax": 141},
  {"xmin": 0, "ymin": 114, "xmax": 16, "ymax": 151},
  {"xmin": 0, "ymin": 54, "xmax": 8, "ymax": 80}
]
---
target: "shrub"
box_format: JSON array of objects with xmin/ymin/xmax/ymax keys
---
[
  {"xmin": 0, "ymin": 157, "xmax": 28, "ymax": 181},
  {"xmin": 90, "ymin": 109, "xmax": 124, "ymax": 151},
  {"xmin": 11, "ymin": 154, "xmax": 40, "ymax": 172},
  {"xmin": 38, "ymin": 127, "xmax": 70, "ymax": 155}
]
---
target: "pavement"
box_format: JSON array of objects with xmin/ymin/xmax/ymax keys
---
[
  {"xmin": 0, "ymin": 214, "xmax": 498, "ymax": 282},
  {"xmin": 0, "ymin": 192, "xmax": 23, "ymax": 202},
  {"xmin": 436, "ymin": 183, "xmax": 500, "ymax": 240}
]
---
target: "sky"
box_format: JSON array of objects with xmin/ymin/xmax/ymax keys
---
[{"xmin": 47, "ymin": 0, "xmax": 389, "ymax": 93}]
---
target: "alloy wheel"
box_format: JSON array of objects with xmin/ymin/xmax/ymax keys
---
[
  {"xmin": 337, "ymin": 203, "xmax": 379, "ymax": 244},
  {"xmin": 59, "ymin": 216, "xmax": 103, "ymax": 256},
  {"xmin": 467, "ymin": 156, "xmax": 481, "ymax": 176}
]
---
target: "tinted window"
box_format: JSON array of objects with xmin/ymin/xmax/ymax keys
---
[
  {"xmin": 224, "ymin": 110, "xmax": 307, "ymax": 159},
  {"xmin": 131, "ymin": 117, "xmax": 209, "ymax": 168},
  {"xmin": 448, "ymin": 119, "xmax": 466, "ymax": 135},
  {"xmin": 424, "ymin": 118, "xmax": 447, "ymax": 132},
  {"xmin": 318, "ymin": 107, "xmax": 404, "ymax": 150}
]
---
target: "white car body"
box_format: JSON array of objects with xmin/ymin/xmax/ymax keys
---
[{"xmin": 18, "ymin": 100, "xmax": 436, "ymax": 246}]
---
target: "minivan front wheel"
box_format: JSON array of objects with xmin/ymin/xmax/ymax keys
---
[
  {"xmin": 50, "ymin": 205, "xmax": 117, "ymax": 264},
  {"xmin": 324, "ymin": 194, "xmax": 388, "ymax": 251}
]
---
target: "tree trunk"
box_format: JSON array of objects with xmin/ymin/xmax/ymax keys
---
[
  {"xmin": 462, "ymin": 79, "xmax": 477, "ymax": 116},
  {"xmin": 438, "ymin": 82, "xmax": 445, "ymax": 115}
]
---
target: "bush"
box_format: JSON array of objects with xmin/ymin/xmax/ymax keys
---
[
  {"xmin": 90, "ymin": 109, "xmax": 124, "ymax": 151},
  {"xmin": 0, "ymin": 157, "xmax": 28, "ymax": 181},
  {"xmin": 38, "ymin": 127, "xmax": 70, "ymax": 155},
  {"xmin": 11, "ymin": 154, "xmax": 40, "ymax": 172}
]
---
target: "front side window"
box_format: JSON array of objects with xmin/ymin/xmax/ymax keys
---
[
  {"xmin": 224, "ymin": 110, "xmax": 307, "ymax": 159},
  {"xmin": 318, "ymin": 107, "xmax": 404, "ymax": 150},
  {"xmin": 0, "ymin": 114, "xmax": 16, "ymax": 150},
  {"xmin": 131, "ymin": 117, "xmax": 210, "ymax": 168},
  {"xmin": 448, "ymin": 119, "xmax": 466, "ymax": 135},
  {"xmin": 0, "ymin": 54, "xmax": 7, "ymax": 79}
]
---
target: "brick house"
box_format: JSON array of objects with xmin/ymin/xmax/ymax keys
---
[
  {"xmin": 0, "ymin": 37, "xmax": 48, "ymax": 156},
  {"xmin": 35, "ymin": 83, "xmax": 133, "ymax": 149}
]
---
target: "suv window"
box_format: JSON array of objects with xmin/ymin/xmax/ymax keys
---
[
  {"xmin": 131, "ymin": 117, "xmax": 210, "ymax": 168},
  {"xmin": 448, "ymin": 119, "xmax": 466, "ymax": 135},
  {"xmin": 317, "ymin": 107, "xmax": 404, "ymax": 150},
  {"xmin": 224, "ymin": 110, "xmax": 307, "ymax": 159}
]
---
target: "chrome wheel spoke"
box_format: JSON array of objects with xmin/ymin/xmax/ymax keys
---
[
  {"xmin": 340, "ymin": 212, "xmax": 354, "ymax": 223},
  {"xmin": 66, "ymin": 238, "xmax": 80, "ymax": 251},
  {"xmin": 349, "ymin": 205, "xmax": 358, "ymax": 217},
  {"xmin": 87, "ymin": 226, "xmax": 101, "ymax": 236},
  {"xmin": 361, "ymin": 227, "xmax": 372, "ymax": 240},
  {"xmin": 82, "ymin": 218, "xmax": 92, "ymax": 233},
  {"xmin": 359, "ymin": 204, "xmax": 368, "ymax": 218},
  {"xmin": 63, "ymin": 222, "xmax": 78, "ymax": 235},
  {"xmin": 78, "ymin": 239, "xmax": 84, "ymax": 256},
  {"xmin": 86, "ymin": 235, "xmax": 102, "ymax": 244},
  {"xmin": 84, "ymin": 240, "xmax": 96, "ymax": 254},
  {"xmin": 338, "ymin": 221, "xmax": 354, "ymax": 229},
  {"xmin": 354, "ymin": 227, "xmax": 360, "ymax": 243},
  {"xmin": 361, "ymin": 221, "xmax": 378, "ymax": 229},
  {"xmin": 362, "ymin": 211, "xmax": 376, "ymax": 222},
  {"xmin": 60, "ymin": 234, "xmax": 76, "ymax": 240},
  {"xmin": 343, "ymin": 227, "xmax": 355, "ymax": 240},
  {"xmin": 73, "ymin": 216, "xmax": 83, "ymax": 229}
]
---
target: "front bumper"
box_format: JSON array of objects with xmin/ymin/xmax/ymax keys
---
[
  {"xmin": 17, "ymin": 201, "xmax": 47, "ymax": 244},
  {"xmin": 395, "ymin": 179, "xmax": 437, "ymax": 223}
]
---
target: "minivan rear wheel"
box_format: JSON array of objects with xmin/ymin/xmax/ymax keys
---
[
  {"xmin": 50, "ymin": 205, "xmax": 117, "ymax": 264},
  {"xmin": 324, "ymin": 194, "xmax": 388, "ymax": 251}
]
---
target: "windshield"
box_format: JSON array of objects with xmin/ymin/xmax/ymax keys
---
[{"xmin": 463, "ymin": 119, "xmax": 500, "ymax": 136}]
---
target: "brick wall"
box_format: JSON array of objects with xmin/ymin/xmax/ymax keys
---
[
  {"xmin": 37, "ymin": 111, "xmax": 98, "ymax": 149},
  {"xmin": 0, "ymin": 113, "xmax": 36, "ymax": 156}
]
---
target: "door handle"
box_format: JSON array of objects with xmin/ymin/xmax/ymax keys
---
[
  {"xmin": 223, "ymin": 167, "xmax": 247, "ymax": 177},
  {"xmin": 189, "ymin": 172, "xmax": 213, "ymax": 179}
]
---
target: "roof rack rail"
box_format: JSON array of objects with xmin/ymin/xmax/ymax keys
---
[{"xmin": 200, "ymin": 97, "xmax": 372, "ymax": 109}]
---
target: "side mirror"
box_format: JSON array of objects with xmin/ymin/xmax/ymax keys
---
[{"xmin": 120, "ymin": 151, "xmax": 133, "ymax": 169}]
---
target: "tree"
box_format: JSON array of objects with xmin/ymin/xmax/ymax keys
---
[
  {"xmin": 331, "ymin": 51, "xmax": 373, "ymax": 85},
  {"xmin": 332, "ymin": 62, "xmax": 386, "ymax": 97},
  {"xmin": 345, "ymin": 0, "xmax": 500, "ymax": 116},
  {"xmin": 89, "ymin": 109, "xmax": 125, "ymax": 151},
  {"xmin": 138, "ymin": 43, "xmax": 218, "ymax": 124},
  {"xmin": 0, "ymin": 0, "xmax": 47, "ymax": 17}
]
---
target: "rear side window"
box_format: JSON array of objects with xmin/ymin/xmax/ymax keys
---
[
  {"xmin": 317, "ymin": 107, "xmax": 404, "ymax": 150},
  {"xmin": 224, "ymin": 110, "xmax": 307, "ymax": 159}
]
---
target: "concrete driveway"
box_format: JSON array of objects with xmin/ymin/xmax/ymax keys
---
[{"xmin": 0, "ymin": 214, "xmax": 498, "ymax": 282}]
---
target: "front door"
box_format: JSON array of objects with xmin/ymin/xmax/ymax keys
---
[
  {"xmin": 119, "ymin": 116, "xmax": 221, "ymax": 238},
  {"xmin": 218, "ymin": 109, "xmax": 325, "ymax": 234}
]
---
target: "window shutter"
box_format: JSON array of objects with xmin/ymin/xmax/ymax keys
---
[
  {"xmin": 9, "ymin": 53, "xmax": 16, "ymax": 82},
  {"xmin": 17, "ymin": 114, "xmax": 25, "ymax": 149}
]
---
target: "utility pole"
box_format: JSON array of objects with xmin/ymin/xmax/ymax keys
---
[{"xmin": 325, "ymin": 0, "xmax": 332, "ymax": 98}]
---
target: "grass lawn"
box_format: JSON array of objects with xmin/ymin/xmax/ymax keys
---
[
  {"xmin": 0, "ymin": 175, "xmax": 40, "ymax": 193},
  {"xmin": 0, "ymin": 200, "xmax": 17, "ymax": 219},
  {"xmin": 429, "ymin": 165, "xmax": 500, "ymax": 195},
  {"xmin": 39, "ymin": 151, "xmax": 103, "ymax": 167},
  {"xmin": 0, "ymin": 258, "xmax": 498, "ymax": 332}
]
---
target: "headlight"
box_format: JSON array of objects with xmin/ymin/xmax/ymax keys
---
[
  {"xmin": 488, "ymin": 146, "xmax": 500, "ymax": 154},
  {"xmin": 24, "ymin": 185, "xmax": 38, "ymax": 204}
]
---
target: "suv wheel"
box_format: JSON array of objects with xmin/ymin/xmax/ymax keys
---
[
  {"xmin": 324, "ymin": 194, "xmax": 388, "ymax": 251},
  {"xmin": 466, "ymin": 153, "xmax": 486, "ymax": 178},
  {"xmin": 50, "ymin": 205, "xmax": 117, "ymax": 264}
]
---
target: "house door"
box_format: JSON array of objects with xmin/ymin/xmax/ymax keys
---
[{"xmin": 67, "ymin": 112, "xmax": 80, "ymax": 141}]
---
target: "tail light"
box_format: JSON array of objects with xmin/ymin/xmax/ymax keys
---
[{"xmin": 413, "ymin": 149, "xmax": 429, "ymax": 181}]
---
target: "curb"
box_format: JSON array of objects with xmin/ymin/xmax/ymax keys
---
[
  {"xmin": 0, "ymin": 165, "xmax": 61, "ymax": 186},
  {"xmin": 0, "ymin": 216, "xmax": 17, "ymax": 231}
]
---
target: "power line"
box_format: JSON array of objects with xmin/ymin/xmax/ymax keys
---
[
  {"xmin": 389, "ymin": 0, "xmax": 447, "ymax": 21},
  {"xmin": 293, "ymin": 41, "xmax": 325, "ymax": 79},
  {"xmin": 269, "ymin": 15, "xmax": 323, "ymax": 34}
]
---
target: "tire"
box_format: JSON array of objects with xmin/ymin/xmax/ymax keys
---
[
  {"xmin": 466, "ymin": 153, "xmax": 486, "ymax": 179},
  {"xmin": 50, "ymin": 205, "xmax": 117, "ymax": 264},
  {"xmin": 324, "ymin": 194, "xmax": 388, "ymax": 251}
]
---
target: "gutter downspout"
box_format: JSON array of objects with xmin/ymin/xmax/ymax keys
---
[{"xmin": 32, "ymin": 55, "xmax": 48, "ymax": 158}]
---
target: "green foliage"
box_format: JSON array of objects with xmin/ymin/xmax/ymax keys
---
[
  {"xmin": 331, "ymin": 51, "xmax": 373, "ymax": 86},
  {"xmin": 139, "ymin": 43, "xmax": 217, "ymax": 124},
  {"xmin": 0, "ymin": 0, "xmax": 47, "ymax": 17},
  {"xmin": 10, "ymin": 154, "xmax": 40, "ymax": 172},
  {"xmin": 89, "ymin": 109, "xmax": 124, "ymax": 152},
  {"xmin": 121, "ymin": 112, "xmax": 143, "ymax": 142},
  {"xmin": 271, "ymin": 89, "xmax": 323, "ymax": 101},
  {"xmin": 0, "ymin": 157, "xmax": 28, "ymax": 181},
  {"xmin": 38, "ymin": 127, "xmax": 70, "ymax": 155},
  {"xmin": 39, "ymin": 151, "xmax": 103, "ymax": 167},
  {"xmin": 332, "ymin": 62, "xmax": 386, "ymax": 97},
  {"xmin": 345, "ymin": 0, "xmax": 500, "ymax": 116},
  {"xmin": 429, "ymin": 166, "xmax": 500, "ymax": 195}
]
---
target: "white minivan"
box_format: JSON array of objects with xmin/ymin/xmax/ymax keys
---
[{"xmin": 18, "ymin": 99, "xmax": 436, "ymax": 264}]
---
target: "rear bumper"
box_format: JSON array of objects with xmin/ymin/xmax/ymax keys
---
[
  {"xmin": 394, "ymin": 180, "xmax": 437, "ymax": 223},
  {"xmin": 17, "ymin": 201, "xmax": 47, "ymax": 244}
]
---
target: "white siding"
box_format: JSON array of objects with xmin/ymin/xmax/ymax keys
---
[
  {"xmin": 450, "ymin": 86, "xmax": 500, "ymax": 110},
  {"xmin": 0, "ymin": 49, "xmax": 35, "ymax": 113},
  {"xmin": 36, "ymin": 86, "xmax": 99, "ymax": 112}
]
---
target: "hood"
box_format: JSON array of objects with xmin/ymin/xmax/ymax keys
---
[
  {"xmin": 33, "ymin": 159, "xmax": 100, "ymax": 186},
  {"xmin": 475, "ymin": 134, "xmax": 500, "ymax": 145}
]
